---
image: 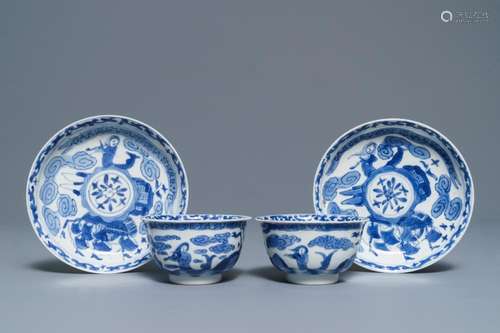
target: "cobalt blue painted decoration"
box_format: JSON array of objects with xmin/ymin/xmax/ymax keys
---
[
  {"xmin": 26, "ymin": 115, "xmax": 189, "ymax": 273},
  {"xmin": 257, "ymin": 214, "xmax": 365, "ymax": 284},
  {"xmin": 314, "ymin": 119, "xmax": 474, "ymax": 272},
  {"xmin": 144, "ymin": 214, "xmax": 249, "ymax": 283}
]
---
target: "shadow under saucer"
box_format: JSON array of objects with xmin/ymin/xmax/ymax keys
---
[
  {"xmin": 412, "ymin": 261, "xmax": 457, "ymax": 273},
  {"xmin": 348, "ymin": 261, "xmax": 457, "ymax": 274},
  {"xmin": 27, "ymin": 259, "xmax": 159, "ymax": 274},
  {"xmin": 28, "ymin": 258, "xmax": 89, "ymax": 274}
]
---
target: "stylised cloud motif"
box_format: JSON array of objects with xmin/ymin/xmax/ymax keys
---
[
  {"xmin": 190, "ymin": 233, "xmax": 231, "ymax": 246},
  {"xmin": 445, "ymin": 198, "xmax": 462, "ymax": 221},
  {"xmin": 209, "ymin": 243, "xmax": 235, "ymax": 254},
  {"xmin": 323, "ymin": 177, "xmax": 340, "ymax": 201},
  {"xmin": 308, "ymin": 235, "xmax": 352, "ymax": 250},
  {"xmin": 323, "ymin": 171, "xmax": 360, "ymax": 201},
  {"xmin": 435, "ymin": 175, "xmax": 451, "ymax": 195},
  {"xmin": 124, "ymin": 139, "xmax": 140, "ymax": 152},
  {"xmin": 71, "ymin": 151, "xmax": 97, "ymax": 170},
  {"xmin": 40, "ymin": 180, "xmax": 58, "ymax": 205},
  {"xmin": 152, "ymin": 242, "xmax": 172, "ymax": 251},
  {"xmin": 154, "ymin": 235, "xmax": 181, "ymax": 242},
  {"xmin": 44, "ymin": 156, "xmax": 66, "ymax": 178},
  {"xmin": 408, "ymin": 144, "xmax": 430, "ymax": 159},
  {"xmin": 141, "ymin": 159, "xmax": 160, "ymax": 181},
  {"xmin": 57, "ymin": 194, "xmax": 77, "ymax": 217},
  {"xmin": 266, "ymin": 234, "xmax": 301, "ymax": 250},
  {"xmin": 152, "ymin": 235, "xmax": 180, "ymax": 252},
  {"xmin": 379, "ymin": 135, "xmax": 430, "ymax": 160},
  {"xmin": 431, "ymin": 195, "xmax": 449, "ymax": 218},
  {"xmin": 43, "ymin": 207, "xmax": 60, "ymax": 236},
  {"xmin": 377, "ymin": 143, "xmax": 393, "ymax": 159},
  {"xmin": 384, "ymin": 136, "xmax": 411, "ymax": 147}
]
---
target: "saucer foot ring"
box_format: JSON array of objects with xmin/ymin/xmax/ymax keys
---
[
  {"xmin": 168, "ymin": 274, "xmax": 222, "ymax": 285},
  {"xmin": 286, "ymin": 273, "xmax": 339, "ymax": 285}
]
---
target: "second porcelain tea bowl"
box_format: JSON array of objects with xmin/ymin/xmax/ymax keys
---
[
  {"xmin": 144, "ymin": 214, "xmax": 250, "ymax": 285},
  {"xmin": 256, "ymin": 214, "xmax": 367, "ymax": 285}
]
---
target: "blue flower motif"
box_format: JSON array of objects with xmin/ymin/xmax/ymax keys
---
[
  {"xmin": 90, "ymin": 173, "xmax": 129, "ymax": 212},
  {"xmin": 371, "ymin": 176, "xmax": 409, "ymax": 214}
]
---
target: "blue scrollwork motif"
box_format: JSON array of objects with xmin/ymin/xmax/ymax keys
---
[
  {"xmin": 40, "ymin": 180, "xmax": 58, "ymax": 205},
  {"xmin": 43, "ymin": 207, "xmax": 60, "ymax": 236},
  {"xmin": 44, "ymin": 157, "xmax": 66, "ymax": 178},
  {"xmin": 57, "ymin": 194, "xmax": 77, "ymax": 217},
  {"xmin": 71, "ymin": 151, "xmax": 97, "ymax": 170},
  {"xmin": 141, "ymin": 158, "xmax": 160, "ymax": 181}
]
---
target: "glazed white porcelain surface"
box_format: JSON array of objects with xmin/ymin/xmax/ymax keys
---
[
  {"xmin": 257, "ymin": 214, "xmax": 365, "ymax": 285},
  {"xmin": 314, "ymin": 119, "xmax": 474, "ymax": 272},
  {"xmin": 26, "ymin": 115, "xmax": 188, "ymax": 273},
  {"xmin": 144, "ymin": 214, "xmax": 250, "ymax": 285}
]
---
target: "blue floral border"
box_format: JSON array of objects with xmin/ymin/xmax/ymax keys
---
[
  {"xmin": 147, "ymin": 221, "xmax": 246, "ymax": 230},
  {"xmin": 314, "ymin": 119, "xmax": 473, "ymax": 272},
  {"xmin": 261, "ymin": 222, "xmax": 362, "ymax": 234},
  {"xmin": 144, "ymin": 214, "xmax": 250, "ymax": 222},
  {"xmin": 256, "ymin": 214, "xmax": 365, "ymax": 223},
  {"xmin": 26, "ymin": 115, "xmax": 189, "ymax": 273}
]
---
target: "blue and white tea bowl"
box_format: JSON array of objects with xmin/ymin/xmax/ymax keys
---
[
  {"xmin": 256, "ymin": 214, "xmax": 367, "ymax": 285},
  {"xmin": 144, "ymin": 214, "xmax": 250, "ymax": 285}
]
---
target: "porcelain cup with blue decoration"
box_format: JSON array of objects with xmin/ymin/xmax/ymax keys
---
[
  {"xmin": 144, "ymin": 214, "xmax": 250, "ymax": 285},
  {"xmin": 256, "ymin": 214, "xmax": 367, "ymax": 285}
]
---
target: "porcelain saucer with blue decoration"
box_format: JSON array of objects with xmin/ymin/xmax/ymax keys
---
[
  {"xmin": 313, "ymin": 119, "xmax": 474, "ymax": 273},
  {"xmin": 26, "ymin": 115, "xmax": 189, "ymax": 273}
]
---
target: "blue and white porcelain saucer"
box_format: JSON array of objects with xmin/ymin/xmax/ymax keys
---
[
  {"xmin": 313, "ymin": 119, "xmax": 474, "ymax": 272},
  {"xmin": 26, "ymin": 115, "xmax": 189, "ymax": 273}
]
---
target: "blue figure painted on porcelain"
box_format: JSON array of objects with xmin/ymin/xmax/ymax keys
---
[
  {"xmin": 258, "ymin": 214, "xmax": 364, "ymax": 284},
  {"xmin": 145, "ymin": 215, "xmax": 248, "ymax": 283}
]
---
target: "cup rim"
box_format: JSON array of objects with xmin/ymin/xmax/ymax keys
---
[
  {"xmin": 255, "ymin": 214, "xmax": 368, "ymax": 224},
  {"xmin": 143, "ymin": 214, "xmax": 251, "ymax": 223}
]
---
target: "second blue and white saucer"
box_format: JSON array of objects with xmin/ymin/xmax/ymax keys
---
[{"xmin": 313, "ymin": 119, "xmax": 474, "ymax": 272}]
